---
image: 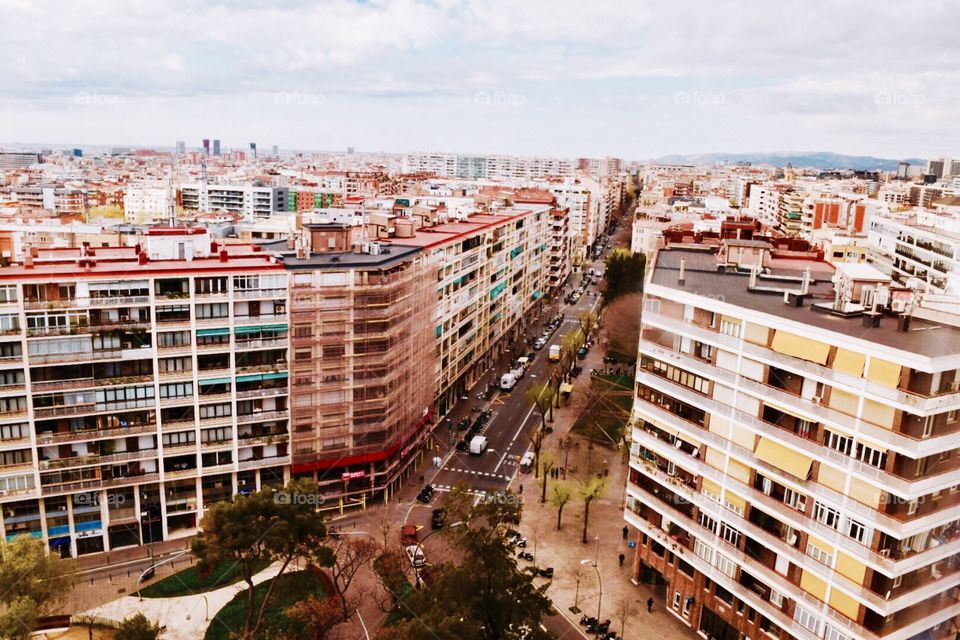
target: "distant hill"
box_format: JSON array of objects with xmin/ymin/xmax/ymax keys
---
[{"xmin": 654, "ymin": 151, "xmax": 925, "ymax": 172}]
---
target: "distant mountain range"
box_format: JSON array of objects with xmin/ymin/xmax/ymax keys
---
[{"xmin": 654, "ymin": 151, "xmax": 926, "ymax": 172}]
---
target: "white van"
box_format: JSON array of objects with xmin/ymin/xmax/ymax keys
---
[
  {"xmin": 519, "ymin": 451, "xmax": 535, "ymax": 473},
  {"xmin": 469, "ymin": 435, "xmax": 489, "ymax": 455},
  {"xmin": 516, "ymin": 356, "xmax": 530, "ymax": 371},
  {"xmin": 500, "ymin": 372, "xmax": 518, "ymax": 390}
]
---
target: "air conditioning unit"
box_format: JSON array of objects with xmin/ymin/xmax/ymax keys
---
[
  {"xmin": 120, "ymin": 315, "xmax": 130, "ymax": 323},
  {"xmin": 812, "ymin": 396, "xmax": 822, "ymax": 405},
  {"xmin": 950, "ymin": 381, "xmax": 960, "ymax": 392}
]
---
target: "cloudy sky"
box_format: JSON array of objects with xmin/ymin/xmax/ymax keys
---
[{"xmin": 1, "ymin": 0, "xmax": 957, "ymax": 160}]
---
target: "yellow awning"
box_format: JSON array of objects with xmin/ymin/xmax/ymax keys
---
[
  {"xmin": 867, "ymin": 358, "xmax": 902, "ymax": 388},
  {"xmin": 754, "ymin": 437, "xmax": 813, "ymax": 480},
  {"xmin": 833, "ymin": 348, "xmax": 866, "ymax": 377},
  {"xmin": 701, "ymin": 478, "xmax": 721, "ymax": 497},
  {"xmin": 724, "ymin": 491, "xmax": 747, "ymax": 512},
  {"xmin": 770, "ymin": 330, "xmax": 830, "ymax": 365}
]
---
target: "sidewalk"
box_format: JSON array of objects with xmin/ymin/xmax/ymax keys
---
[
  {"xmin": 77, "ymin": 562, "xmax": 283, "ymax": 640},
  {"xmin": 511, "ymin": 309, "xmax": 695, "ymax": 640}
]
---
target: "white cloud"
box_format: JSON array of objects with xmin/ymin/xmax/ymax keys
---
[{"xmin": 0, "ymin": 0, "xmax": 957, "ymax": 157}]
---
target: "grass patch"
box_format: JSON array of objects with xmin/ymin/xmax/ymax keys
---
[
  {"xmin": 571, "ymin": 374, "xmax": 633, "ymax": 447},
  {"xmin": 204, "ymin": 570, "xmax": 325, "ymax": 640},
  {"xmin": 140, "ymin": 558, "xmax": 272, "ymax": 598}
]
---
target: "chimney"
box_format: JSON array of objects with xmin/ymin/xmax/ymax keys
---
[
  {"xmin": 210, "ymin": 240, "xmax": 219, "ymax": 254},
  {"xmin": 897, "ymin": 314, "xmax": 912, "ymax": 333},
  {"xmin": 138, "ymin": 252, "xmax": 148, "ymax": 266},
  {"xmin": 801, "ymin": 268, "xmax": 811, "ymax": 296},
  {"xmin": 219, "ymin": 249, "xmax": 228, "ymax": 262},
  {"xmin": 134, "ymin": 243, "xmax": 141, "ymax": 255},
  {"xmin": 678, "ymin": 258, "xmax": 686, "ymax": 285},
  {"xmin": 24, "ymin": 254, "xmax": 33, "ymax": 269},
  {"xmin": 30, "ymin": 246, "xmax": 38, "ymax": 258},
  {"xmin": 749, "ymin": 263, "xmax": 759, "ymax": 289}
]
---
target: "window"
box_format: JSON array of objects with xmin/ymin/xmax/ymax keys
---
[
  {"xmin": 824, "ymin": 626, "xmax": 850, "ymax": 640},
  {"xmin": 699, "ymin": 512, "xmax": 717, "ymax": 534},
  {"xmin": 196, "ymin": 303, "xmax": 228, "ymax": 319},
  {"xmin": 682, "ymin": 595, "xmax": 693, "ymax": 618},
  {"xmin": 857, "ymin": 442, "xmax": 888, "ymax": 469},
  {"xmin": 715, "ymin": 553, "xmax": 736, "ymax": 577},
  {"xmin": 672, "ymin": 591, "xmax": 681, "ymax": 611},
  {"xmin": 720, "ymin": 523, "xmax": 741, "ymax": 546},
  {"xmin": 769, "ymin": 589, "xmax": 784, "ymax": 607},
  {"xmin": 160, "ymin": 382, "xmax": 193, "ymax": 399},
  {"xmin": 694, "ymin": 538, "xmax": 713, "ymax": 563},
  {"xmin": 846, "ymin": 518, "xmax": 869, "ymax": 543},
  {"xmin": 158, "ymin": 331, "xmax": 191, "ymax": 347},
  {"xmin": 813, "ymin": 500, "xmax": 841, "ymax": 530},
  {"xmin": 795, "ymin": 605, "xmax": 821, "ymax": 634},
  {"xmin": 720, "ymin": 319, "xmax": 741, "ymax": 338},
  {"xmin": 825, "ymin": 429, "xmax": 854, "ymax": 455},
  {"xmin": 162, "ymin": 431, "xmax": 195, "ymax": 446},
  {"xmin": 807, "ymin": 541, "xmax": 833, "ymax": 566},
  {"xmin": 199, "ymin": 403, "xmax": 231, "ymax": 419},
  {"xmin": 714, "ymin": 584, "xmax": 734, "ymax": 605},
  {"xmin": 948, "ymin": 410, "xmax": 958, "ymax": 425},
  {"xmin": 0, "ymin": 285, "xmax": 17, "ymax": 303},
  {"xmin": 0, "ymin": 423, "xmax": 28, "ymax": 440},
  {"xmin": 201, "ymin": 427, "xmax": 232, "ymax": 443},
  {"xmin": 784, "ymin": 488, "xmax": 806, "ymax": 512}
]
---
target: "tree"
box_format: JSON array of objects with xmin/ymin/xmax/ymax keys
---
[
  {"xmin": 116, "ymin": 613, "xmax": 162, "ymax": 640},
  {"xmin": 327, "ymin": 535, "xmax": 380, "ymax": 620},
  {"xmin": 371, "ymin": 550, "xmax": 410, "ymax": 612},
  {"xmin": 525, "ymin": 382, "xmax": 555, "ymax": 479},
  {"xmin": 614, "ymin": 597, "xmax": 638, "ymax": 640},
  {"xmin": 377, "ymin": 486, "xmax": 552, "ymax": 640},
  {"xmin": 549, "ymin": 482, "xmax": 573, "ymax": 530},
  {"xmin": 192, "ymin": 479, "xmax": 334, "ymax": 640},
  {"xmin": 0, "ymin": 536, "xmax": 74, "ymax": 639},
  {"xmin": 285, "ymin": 595, "xmax": 348, "ymax": 640},
  {"xmin": 602, "ymin": 250, "xmax": 645, "ymax": 303},
  {"xmin": 578, "ymin": 477, "xmax": 607, "ymax": 544},
  {"xmin": 539, "ymin": 452, "xmax": 555, "ymax": 504},
  {"xmin": 577, "ymin": 311, "xmax": 598, "ymax": 343},
  {"xmin": 603, "ymin": 292, "xmax": 643, "ymax": 361}
]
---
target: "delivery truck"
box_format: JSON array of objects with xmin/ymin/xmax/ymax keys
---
[
  {"xmin": 548, "ymin": 345, "xmax": 561, "ymax": 361},
  {"xmin": 469, "ymin": 435, "xmax": 489, "ymax": 455}
]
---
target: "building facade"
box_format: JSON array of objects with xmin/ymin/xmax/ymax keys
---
[{"xmin": 625, "ymin": 241, "xmax": 960, "ymax": 640}]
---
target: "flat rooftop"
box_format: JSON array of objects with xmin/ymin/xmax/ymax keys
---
[
  {"xmin": 652, "ymin": 247, "xmax": 960, "ymax": 357},
  {"xmin": 271, "ymin": 242, "xmax": 422, "ymax": 271}
]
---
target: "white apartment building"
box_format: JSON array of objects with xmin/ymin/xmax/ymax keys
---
[
  {"xmin": 868, "ymin": 212, "xmax": 960, "ymax": 295},
  {"xmin": 179, "ymin": 183, "xmax": 288, "ymax": 219},
  {"xmin": 626, "ymin": 239, "xmax": 960, "ymax": 640},
  {"xmin": 123, "ymin": 187, "xmax": 172, "ymax": 224}
]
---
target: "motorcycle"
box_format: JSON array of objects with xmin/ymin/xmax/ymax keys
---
[
  {"xmin": 536, "ymin": 567, "xmax": 554, "ymax": 579},
  {"xmin": 579, "ymin": 615, "xmax": 597, "ymax": 627},
  {"xmin": 517, "ymin": 550, "xmax": 534, "ymax": 561}
]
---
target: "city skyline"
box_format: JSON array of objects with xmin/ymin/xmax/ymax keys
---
[{"xmin": 2, "ymin": 0, "xmax": 958, "ymax": 159}]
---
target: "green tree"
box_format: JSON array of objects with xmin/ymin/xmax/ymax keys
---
[
  {"xmin": 192, "ymin": 479, "xmax": 334, "ymax": 640},
  {"xmin": 116, "ymin": 613, "xmax": 162, "ymax": 640},
  {"xmin": 539, "ymin": 452, "xmax": 555, "ymax": 505},
  {"xmin": 578, "ymin": 477, "xmax": 607, "ymax": 544},
  {"xmin": 525, "ymin": 382, "xmax": 555, "ymax": 478},
  {"xmin": 377, "ymin": 486, "xmax": 552, "ymax": 640},
  {"xmin": 549, "ymin": 481, "xmax": 573, "ymax": 530},
  {"xmin": 0, "ymin": 536, "xmax": 74, "ymax": 639},
  {"xmin": 602, "ymin": 250, "xmax": 646, "ymax": 303}
]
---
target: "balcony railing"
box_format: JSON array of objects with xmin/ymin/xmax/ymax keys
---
[
  {"xmin": 35, "ymin": 423, "xmax": 156, "ymax": 444},
  {"xmin": 236, "ymin": 409, "xmax": 289, "ymax": 423}
]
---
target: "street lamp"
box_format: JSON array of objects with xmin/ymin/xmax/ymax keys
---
[
  {"xmin": 582, "ymin": 558, "xmax": 603, "ymax": 637},
  {"xmin": 573, "ymin": 558, "xmax": 591, "ymax": 612}
]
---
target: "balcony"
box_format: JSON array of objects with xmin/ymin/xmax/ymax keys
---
[
  {"xmin": 238, "ymin": 455, "xmax": 289, "ymax": 470},
  {"xmin": 642, "ymin": 312, "xmax": 960, "ymax": 416},
  {"xmin": 35, "ymin": 423, "xmax": 156, "ymax": 444},
  {"xmin": 89, "ymin": 295, "xmax": 151, "ymax": 307},
  {"xmin": 236, "ymin": 409, "xmax": 288, "ymax": 423},
  {"xmin": 29, "ymin": 349, "xmax": 123, "ymax": 365},
  {"xmin": 233, "ymin": 288, "xmax": 287, "ymax": 300}
]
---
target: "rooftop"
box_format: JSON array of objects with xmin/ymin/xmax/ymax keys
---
[{"xmin": 651, "ymin": 246, "xmax": 960, "ymax": 358}]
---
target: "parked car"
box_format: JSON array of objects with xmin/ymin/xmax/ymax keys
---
[
  {"xmin": 417, "ymin": 485, "xmax": 434, "ymax": 503},
  {"xmin": 401, "ymin": 524, "xmax": 418, "ymax": 546},
  {"xmin": 431, "ymin": 508, "xmax": 446, "ymax": 530},
  {"xmin": 405, "ymin": 544, "xmax": 426, "ymax": 568},
  {"xmin": 519, "ymin": 451, "xmax": 535, "ymax": 473}
]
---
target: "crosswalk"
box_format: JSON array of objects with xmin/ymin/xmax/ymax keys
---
[{"xmin": 443, "ymin": 467, "xmax": 511, "ymax": 481}]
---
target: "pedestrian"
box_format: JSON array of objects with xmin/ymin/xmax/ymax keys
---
[
  {"xmin": 647, "ymin": 597, "xmax": 654, "ymax": 613},
  {"xmin": 519, "ymin": 484, "xmax": 523, "ymax": 494},
  {"xmin": 622, "ymin": 525, "xmax": 629, "ymax": 540},
  {"xmin": 618, "ymin": 553, "xmax": 625, "ymax": 566}
]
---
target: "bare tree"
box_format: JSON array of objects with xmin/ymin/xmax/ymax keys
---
[
  {"xmin": 539, "ymin": 451, "xmax": 556, "ymax": 504},
  {"xmin": 614, "ymin": 596, "xmax": 639, "ymax": 639},
  {"xmin": 525, "ymin": 382, "xmax": 555, "ymax": 478},
  {"xmin": 603, "ymin": 292, "xmax": 642, "ymax": 361},
  {"xmin": 578, "ymin": 310, "xmax": 598, "ymax": 343},
  {"xmin": 327, "ymin": 535, "xmax": 380, "ymax": 620}
]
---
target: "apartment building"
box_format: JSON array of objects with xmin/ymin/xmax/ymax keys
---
[
  {"xmin": 402, "ymin": 152, "xmax": 575, "ymax": 180},
  {"xmin": 179, "ymin": 183, "xmax": 288, "ymax": 219},
  {"xmin": 0, "ymin": 229, "xmax": 291, "ymax": 557},
  {"xmin": 625, "ymin": 239, "xmax": 960, "ymax": 640},
  {"xmin": 278, "ymin": 228, "xmax": 436, "ymax": 508},
  {"xmin": 6, "ymin": 187, "xmax": 86, "ymax": 216},
  {"xmin": 0, "ymin": 153, "xmax": 42, "ymax": 170},
  {"xmin": 868, "ymin": 213, "xmax": 960, "ymax": 295},
  {"xmin": 123, "ymin": 186, "xmax": 173, "ymax": 223}
]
